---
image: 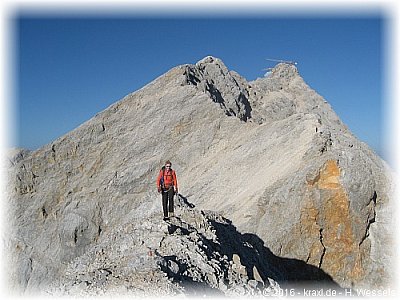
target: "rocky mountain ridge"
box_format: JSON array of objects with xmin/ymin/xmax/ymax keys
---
[
  {"xmin": 5, "ymin": 56, "xmax": 394, "ymax": 295},
  {"xmin": 42, "ymin": 195, "xmax": 281, "ymax": 297}
]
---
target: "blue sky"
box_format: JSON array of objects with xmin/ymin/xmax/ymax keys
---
[{"xmin": 15, "ymin": 14, "xmax": 387, "ymax": 159}]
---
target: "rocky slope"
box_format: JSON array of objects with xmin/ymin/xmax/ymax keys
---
[
  {"xmin": 4, "ymin": 56, "xmax": 394, "ymax": 295},
  {"xmin": 46, "ymin": 195, "xmax": 285, "ymax": 297}
]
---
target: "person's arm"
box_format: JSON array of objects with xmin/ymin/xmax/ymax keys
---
[
  {"xmin": 156, "ymin": 170, "xmax": 162, "ymax": 192},
  {"xmin": 173, "ymin": 171, "xmax": 178, "ymax": 193}
]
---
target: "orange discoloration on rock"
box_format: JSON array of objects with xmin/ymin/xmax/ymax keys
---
[
  {"xmin": 317, "ymin": 160, "xmax": 341, "ymax": 189},
  {"xmin": 303, "ymin": 160, "xmax": 365, "ymax": 282}
]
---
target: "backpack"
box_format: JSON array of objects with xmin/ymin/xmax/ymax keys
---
[
  {"xmin": 160, "ymin": 166, "xmax": 165, "ymax": 189},
  {"xmin": 160, "ymin": 166, "xmax": 174, "ymax": 190}
]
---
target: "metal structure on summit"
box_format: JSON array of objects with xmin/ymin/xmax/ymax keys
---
[
  {"xmin": 263, "ymin": 58, "xmax": 298, "ymax": 76},
  {"xmin": 265, "ymin": 58, "xmax": 298, "ymax": 66}
]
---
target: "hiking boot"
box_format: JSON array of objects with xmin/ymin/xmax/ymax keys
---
[{"xmin": 163, "ymin": 217, "xmax": 169, "ymax": 221}]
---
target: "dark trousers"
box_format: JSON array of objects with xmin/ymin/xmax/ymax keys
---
[{"xmin": 162, "ymin": 188, "xmax": 174, "ymax": 217}]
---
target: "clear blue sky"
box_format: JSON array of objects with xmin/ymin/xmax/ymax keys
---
[{"xmin": 15, "ymin": 14, "xmax": 386, "ymax": 159}]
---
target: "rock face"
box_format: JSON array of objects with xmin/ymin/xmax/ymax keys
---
[
  {"xmin": 5, "ymin": 56, "xmax": 394, "ymax": 295},
  {"xmin": 46, "ymin": 196, "xmax": 283, "ymax": 297}
]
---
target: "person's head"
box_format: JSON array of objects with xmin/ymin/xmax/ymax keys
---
[{"xmin": 165, "ymin": 160, "xmax": 172, "ymax": 169}]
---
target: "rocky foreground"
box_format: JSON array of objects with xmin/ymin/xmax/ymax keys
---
[
  {"xmin": 4, "ymin": 56, "xmax": 395, "ymax": 295},
  {"xmin": 45, "ymin": 195, "xmax": 287, "ymax": 297}
]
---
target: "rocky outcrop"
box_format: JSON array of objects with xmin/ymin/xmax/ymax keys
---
[
  {"xmin": 46, "ymin": 196, "xmax": 284, "ymax": 297},
  {"xmin": 5, "ymin": 56, "xmax": 394, "ymax": 295},
  {"xmin": 183, "ymin": 56, "xmax": 251, "ymax": 121}
]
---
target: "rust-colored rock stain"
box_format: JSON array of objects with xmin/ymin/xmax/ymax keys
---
[{"xmin": 303, "ymin": 160, "xmax": 364, "ymax": 283}]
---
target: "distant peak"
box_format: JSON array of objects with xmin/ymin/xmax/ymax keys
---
[
  {"xmin": 196, "ymin": 55, "xmax": 221, "ymax": 65},
  {"xmin": 195, "ymin": 56, "xmax": 228, "ymax": 70},
  {"xmin": 269, "ymin": 62, "xmax": 299, "ymax": 79},
  {"xmin": 194, "ymin": 55, "xmax": 230, "ymax": 78}
]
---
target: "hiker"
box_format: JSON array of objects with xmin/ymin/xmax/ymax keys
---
[{"xmin": 156, "ymin": 160, "xmax": 178, "ymax": 221}]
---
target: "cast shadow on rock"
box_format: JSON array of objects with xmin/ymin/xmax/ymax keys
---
[
  {"xmin": 179, "ymin": 194, "xmax": 342, "ymax": 293},
  {"xmin": 213, "ymin": 221, "xmax": 342, "ymax": 291}
]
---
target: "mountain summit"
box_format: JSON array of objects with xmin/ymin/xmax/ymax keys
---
[{"xmin": 6, "ymin": 56, "xmax": 394, "ymax": 295}]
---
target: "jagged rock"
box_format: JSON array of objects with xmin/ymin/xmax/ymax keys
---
[
  {"xmin": 232, "ymin": 253, "xmax": 247, "ymax": 276},
  {"xmin": 4, "ymin": 56, "xmax": 394, "ymax": 295},
  {"xmin": 183, "ymin": 56, "xmax": 251, "ymax": 121},
  {"xmin": 43, "ymin": 196, "xmax": 282, "ymax": 297},
  {"xmin": 253, "ymin": 265, "xmax": 263, "ymax": 284}
]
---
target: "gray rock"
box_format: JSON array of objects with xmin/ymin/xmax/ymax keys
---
[
  {"xmin": 4, "ymin": 56, "xmax": 394, "ymax": 295},
  {"xmin": 253, "ymin": 265, "xmax": 263, "ymax": 284}
]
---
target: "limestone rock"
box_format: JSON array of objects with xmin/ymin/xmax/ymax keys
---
[
  {"xmin": 4, "ymin": 56, "xmax": 394, "ymax": 295},
  {"xmin": 45, "ymin": 195, "xmax": 282, "ymax": 297},
  {"xmin": 183, "ymin": 56, "xmax": 251, "ymax": 121}
]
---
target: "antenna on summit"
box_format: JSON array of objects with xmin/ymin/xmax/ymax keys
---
[{"xmin": 265, "ymin": 58, "xmax": 298, "ymax": 66}]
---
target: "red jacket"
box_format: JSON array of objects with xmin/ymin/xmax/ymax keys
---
[{"xmin": 157, "ymin": 168, "xmax": 178, "ymax": 190}]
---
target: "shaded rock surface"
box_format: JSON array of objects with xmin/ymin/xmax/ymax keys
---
[
  {"xmin": 45, "ymin": 195, "xmax": 285, "ymax": 297},
  {"xmin": 4, "ymin": 56, "xmax": 394, "ymax": 295}
]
